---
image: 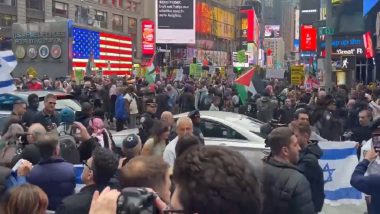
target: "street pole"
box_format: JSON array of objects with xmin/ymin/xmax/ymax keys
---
[{"xmin": 324, "ymin": 0, "xmax": 333, "ymax": 93}]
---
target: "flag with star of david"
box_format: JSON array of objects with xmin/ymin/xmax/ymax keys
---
[{"xmin": 318, "ymin": 141, "xmax": 363, "ymax": 205}]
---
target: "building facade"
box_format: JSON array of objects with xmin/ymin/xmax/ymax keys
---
[
  {"xmin": 264, "ymin": 37, "xmax": 285, "ymax": 68},
  {"xmin": 0, "ymin": 0, "xmax": 146, "ymax": 60}
]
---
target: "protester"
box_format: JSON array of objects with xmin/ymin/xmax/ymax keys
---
[
  {"xmin": 172, "ymin": 145, "xmax": 261, "ymax": 214},
  {"xmin": 75, "ymin": 102, "xmax": 93, "ymax": 128},
  {"xmin": 124, "ymin": 85, "xmax": 139, "ymax": 129},
  {"xmin": 120, "ymin": 156, "xmax": 171, "ymax": 204},
  {"xmin": 289, "ymin": 121, "xmax": 325, "ymax": 212},
  {"xmin": 115, "ymin": 87, "xmax": 127, "ymax": 132},
  {"xmin": 175, "ymin": 134, "xmax": 201, "ymax": 158},
  {"xmin": 351, "ymin": 109, "xmax": 372, "ymax": 159},
  {"xmin": 2, "ymin": 184, "xmax": 48, "ymax": 214},
  {"xmin": 56, "ymin": 148, "xmax": 119, "ymax": 214},
  {"xmin": 163, "ymin": 117, "xmax": 193, "ymax": 166},
  {"xmin": 27, "ymin": 132, "xmax": 75, "ymax": 211},
  {"xmin": 188, "ymin": 110, "xmax": 205, "ymax": 145},
  {"xmin": 2, "ymin": 100, "xmax": 26, "ymax": 135},
  {"xmin": 22, "ymin": 93, "xmax": 39, "ymax": 127},
  {"xmin": 161, "ymin": 111, "xmax": 176, "ymax": 141},
  {"xmin": 262, "ymin": 127, "xmax": 315, "ymax": 214},
  {"xmin": 294, "ymin": 108, "xmax": 310, "ymax": 123},
  {"xmin": 141, "ymin": 120, "xmax": 169, "ymax": 156},
  {"xmin": 256, "ymin": 90, "xmax": 278, "ymax": 123},
  {"xmin": 31, "ymin": 93, "xmax": 60, "ymax": 131},
  {"xmin": 350, "ymin": 149, "xmax": 380, "ymax": 214},
  {"xmin": 139, "ymin": 98, "xmax": 158, "ymax": 144},
  {"xmin": 277, "ymin": 98, "xmax": 295, "ymax": 124},
  {"xmin": 88, "ymin": 118, "xmax": 115, "ymax": 151},
  {"xmin": 0, "ymin": 123, "xmax": 25, "ymax": 167},
  {"xmin": 155, "ymin": 86, "xmax": 170, "ymax": 118},
  {"xmin": 0, "ymin": 160, "xmax": 32, "ymax": 195}
]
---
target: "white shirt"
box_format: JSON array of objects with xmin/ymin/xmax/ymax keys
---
[
  {"xmin": 163, "ymin": 137, "xmax": 178, "ymax": 167},
  {"xmin": 361, "ymin": 139, "xmax": 380, "ymax": 175},
  {"xmin": 124, "ymin": 93, "xmax": 139, "ymax": 115}
]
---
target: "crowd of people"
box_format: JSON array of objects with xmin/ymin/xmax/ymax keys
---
[{"xmin": 0, "ymin": 73, "xmax": 379, "ymax": 213}]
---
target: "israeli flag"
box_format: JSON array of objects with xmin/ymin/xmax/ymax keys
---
[
  {"xmin": 319, "ymin": 141, "xmax": 363, "ymax": 205},
  {"xmin": 0, "ymin": 50, "xmax": 16, "ymax": 93}
]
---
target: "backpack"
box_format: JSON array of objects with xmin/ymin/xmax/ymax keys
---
[
  {"xmin": 257, "ymin": 99, "xmax": 272, "ymax": 122},
  {"xmin": 0, "ymin": 141, "xmax": 18, "ymax": 168},
  {"xmin": 57, "ymin": 124, "xmax": 80, "ymax": 164}
]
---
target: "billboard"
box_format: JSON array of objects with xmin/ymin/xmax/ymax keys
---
[
  {"xmin": 240, "ymin": 9, "xmax": 259, "ymax": 45},
  {"xmin": 364, "ymin": 0, "xmax": 380, "ymax": 16},
  {"xmin": 265, "ymin": 25, "xmax": 280, "ymax": 38},
  {"xmin": 320, "ymin": 35, "xmax": 366, "ymax": 57},
  {"xmin": 142, "ymin": 20, "xmax": 155, "ymax": 55},
  {"xmin": 300, "ymin": 0, "xmax": 320, "ymax": 24},
  {"xmin": 300, "ymin": 25, "xmax": 317, "ymax": 52},
  {"xmin": 156, "ymin": 0, "xmax": 196, "ymax": 44}
]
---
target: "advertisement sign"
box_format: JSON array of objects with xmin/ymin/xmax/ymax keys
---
[
  {"xmin": 156, "ymin": 0, "xmax": 196, "ymax": 44},
  {"xmin": 320, "ymin": 35, "xmax": 366, "ymax": 56},
  {"xmin": 240, "ymin": 9, "xmax": 257, "ymax": 44},
  {"xmin": 300, "ymin": 0, "xmax": 321, "ymax": 24},
  {"xmin": 363, "ymin": 32, "xmax": 375, "ymax": 58},
  {"xmin": 300, "ymin": 25, "xmax": 317, "ymax": 51},
  {"xmin": 265, "ymin": 25, "xmax": 280, "ymax": 38},
  {"xmin": 291, "ymin": 65, "xmax": 305, "ymax": 85},
  {"xmin": 142, "ymin": 20, "xmax": 155, "ymax": 55},
  {"xmin": 232, "ymin": 52, "xmax": 249, "ymax": 67},
  {"xmin": 364, "ymin": 0, "xmax": 380, "ymax": 16}
]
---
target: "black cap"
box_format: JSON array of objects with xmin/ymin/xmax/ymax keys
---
[
  {"xmin": 188, "ymin": 110, "xmax": 200, "ymax": 119},
  {"xmin": 145, "ymin": 98, "xmax": 156, "ymax": 105},
  {"xmin": 122, "ymin": 134, "xmax": 140, "ymax": 149}
]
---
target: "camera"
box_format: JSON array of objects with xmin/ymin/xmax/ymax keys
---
[{"xmin": 117, "ymin": 188, "xmax": 158, "ymax": 214}]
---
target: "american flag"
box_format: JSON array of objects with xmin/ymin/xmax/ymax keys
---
[{"xmin": 72, "ymin": 27, "xmax": 133, "ymax": 75}]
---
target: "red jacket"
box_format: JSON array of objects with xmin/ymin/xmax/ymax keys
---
[{"xmin": 27, "ymin": 82, "xmax": 43, "ymax": 90}]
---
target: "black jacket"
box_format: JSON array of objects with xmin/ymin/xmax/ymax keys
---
[
  {"xmin": 297, "ymin": 142, "xmax": 325, "ymax": 212},
  {"xmin": 22, "ymin": 107, "xmax": 38, "ymax": 127},
  {"xmin": 31, "ymin": 110, "xmax": 60, "ymax": 131},
  {"xmin": 56, "ymin": 185, "xmax": 107, "ymax": 214},
  {"xmin": 262, "ymin": 157, "xmax": 316, "ymax": 214}
]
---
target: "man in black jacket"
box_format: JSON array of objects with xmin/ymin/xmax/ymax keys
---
[
  {"xmin": 56, "ymin": 147, "xmax": 119, "ymax": 214},
  {"xmin": 22, "ymin": 93, "xmax": 39, "ymax": 127},
  {"xmin": 262, "ymin": 127, "xmax": 315, "ymax": 214},
  {"xmin": 290, "ymin": 121, "xmax": 325, "ymax": 213}
]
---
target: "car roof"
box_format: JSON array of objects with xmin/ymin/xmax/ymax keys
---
[{"xmin": 7, "ymin": 91, "xmax": 69, "ymax": 99}]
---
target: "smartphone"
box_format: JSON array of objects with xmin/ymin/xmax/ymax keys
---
[
  {"xmin": 12, "ymin": 159, "xmax": 24, "ymax": 172},
  {"xmin": 372, "ymin": 135, "xmax": 380, "ymax": 152}
]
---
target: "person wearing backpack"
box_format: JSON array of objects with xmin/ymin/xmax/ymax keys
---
[{"xmin": 256, "ymin": 90, "xmax": 278, "ymax": 123}]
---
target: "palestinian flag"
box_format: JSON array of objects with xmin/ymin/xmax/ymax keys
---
[
  {"xmin": 234, "ymin": 68, "xmax": 257, "ymax": 104},
  {"xmin": 145, "ymin": 54, "xmax": 156, "ymax": 84}
]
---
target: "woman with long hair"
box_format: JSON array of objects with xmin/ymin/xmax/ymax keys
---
[{"xmin": 141, "ymin": 120, "xmax": 170, "ymax": 156}]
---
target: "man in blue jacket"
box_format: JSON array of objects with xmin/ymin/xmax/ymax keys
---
[
  {"xmin": 351, "ymin": 148, "xmax": 380, "ymax": 214},
  {"xmin": 27, "ymin": 132, "xmax": 75, "ymax": 211}
]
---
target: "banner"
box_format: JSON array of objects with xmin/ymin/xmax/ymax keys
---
[
  {"xmin": 318, "ymin": 141, "xmax": 363, "ymax": 205},
  {"xmin": 156, "ymin": 0, "xmax": 196, "ymax": 44},
  {"xmin": 0, "ymin": 50, "xmax": 16, "ymax": 93},
  {"xmin": 291, "ymin": 65, "xmax": 305, "ymax": 85}
]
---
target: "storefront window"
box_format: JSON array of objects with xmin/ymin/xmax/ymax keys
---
[
  {"xmin": 53, "ymin": 1, "xmax": 68, "ymax": 18},
  {"xmin": 112, "ymin": 14, "xmax": 123, "ymax": 32},
  {"xmin": 26, "ymin": 0, "xmax": 44, "ymax": 10},
  {"xmin": 0, "ymin": 0, "xmax": 16, "ymax": 6},
  {"xmin": 95, "ymin": 10, "xmax": 107, "ymax": 28},
  {"xmin": 0, "ymin": 14, "xmax": 16, "ymax": 26}
]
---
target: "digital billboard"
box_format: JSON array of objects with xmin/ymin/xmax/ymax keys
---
[
  {"xmin": 240, "ymin": 9, "xmax": 259, "ymax": 45},
  {"xmin": 265, "ymin": 25, "xmax": 280, "ymax": 38},
  {"xmin": 300, "ymin": 0, "xmax": 320, "ymax": 24},
  {"xmin": 156, "ymin": 0, "xmax": 196, "ymax": 44},
  {"xmin": 364, "ymin": 0, "xmax": 380, "ymax": 16},
  {"xmin": 300, "ymin": 25, "xmax": 317, "ymax": 51},
  {"xmin": 142, "ymin": 20, "xmax": 155, "ymax": 55}
]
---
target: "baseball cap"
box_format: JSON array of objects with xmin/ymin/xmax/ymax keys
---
[
  {"xmin": 122, "ymin": 134, "xmax": 140, "ymax": 149},
  {"xmin": 145, "ymin": 98, "xmax": 156, "ymax": 105}
]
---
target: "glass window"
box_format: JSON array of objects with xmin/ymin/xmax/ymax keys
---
[
  {"xmin": 26, "ymin": 0, "xmax": 44, "ymax": 10},
  {"xmin": 75, "ymin": 5, "xmax": 90, "ymax": 24},
  {"xmin": 95, "ymin": 10, "xmax": 107, "ymax": 28},
  {"xmin": 200, "ymin": 120, "xmax": 247, "ymax": 140},
  {"xmin": 112, "ymin": 14, "xmax": 123, "ymax": 32},
  {"xmin": 0, "ymin": 14, "xmax": 17, "ymax": 26},
  {"xmin": 53, "ymin": 1, "xmax": 68, "ymax": 18},
  {"xmin": 26, "ymin": 17, "xmax": 44, "ymax": 23},
  {"xmin": 0, "ymin": 0, "xmax": 16, "ymax": 6},
  {"xmin": 128, "ymin": 17, "xmax": 137, "ymax": 34}
]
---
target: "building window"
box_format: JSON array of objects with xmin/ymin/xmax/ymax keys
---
[
  {"xmin": 75, "ymin": 5, "xmax": 90, "ymax": 24},
  {"xmin": 53, "ymin": 1, "xmax": 68, "ymax": 18},
  {"xmin": 26, "ymin": 18, "xmax": 44, "ymax": 23},
  {"xmin": 95, "ymin": 10, "xmax": 107, "ymax": 28},
  {"xmin": 128, "ymin": 17, "xmax": 137, "ymax": 34},
  {"xmin": 112, "ymin": 14, "xmax": 123, "ymax": 32},
  {"xmin": 0, "ymin": 0, "xmax": 16, "ymax": 6},
  {"xmin": 26, "ymin": 0, "xmax": 44, "ymax": 10},
  {"xmin": 0, "ymin": 14, "xmax": 16, "ymax": 26}
]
